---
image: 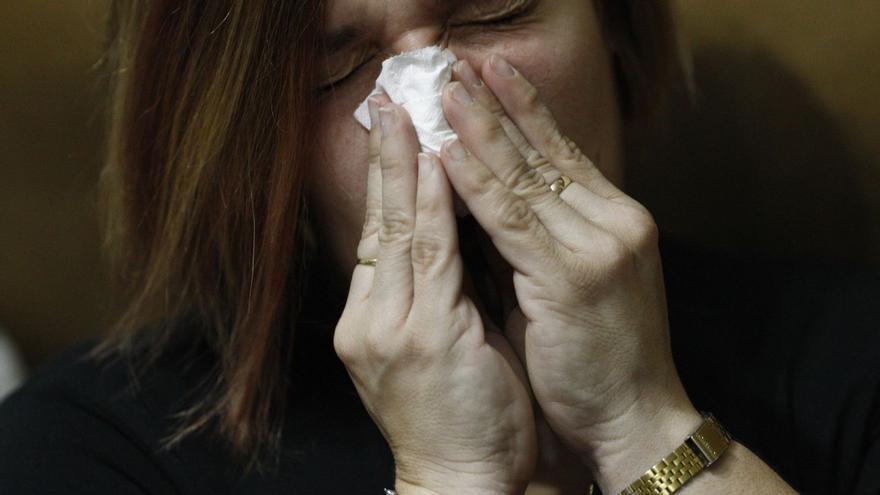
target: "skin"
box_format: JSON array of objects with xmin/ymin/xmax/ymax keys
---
[
  {"xmin": 318, "ymin": 1, "xmax": 797, "ymax": 494},
  {"xmin": 311, "ymin": 0, "xmax": 623, "ymax": 274}
]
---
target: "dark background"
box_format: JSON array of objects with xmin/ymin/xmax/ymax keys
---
[{"xmin": 1, "ymin": 1, "xmax": 878, "ymax": 366}]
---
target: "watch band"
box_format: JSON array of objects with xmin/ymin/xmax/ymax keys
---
[{"xmin": 591, "ymin": 412, "xmax": 732, "ymax": 495}]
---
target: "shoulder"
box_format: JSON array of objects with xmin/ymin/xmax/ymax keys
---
[{"xmin": 0, "ymin": 340, "xmax": 184, "ymax": 494}]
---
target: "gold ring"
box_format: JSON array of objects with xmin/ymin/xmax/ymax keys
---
[
  {"xmin": 549, "ymin": 174, "xmax": 572, "ymax": 195},
  {"xmin": 357, "ymin": 258, "xmax": 378, "ymax": 267}
]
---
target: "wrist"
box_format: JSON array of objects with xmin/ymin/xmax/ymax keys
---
[
  {"xmin": 583, "ymin": 389, "xmax": 702, "ymax": 494},
  {"xmin": 395, "ymin": 468, "xmax": 523, "ymax": 495},
  {"xmin": 393, "ymin": 479, "xmax": 444, "ymax": 495},
  {"xmin": 394, "ymin": 479, "xmax": 518, "ymax": 495}
]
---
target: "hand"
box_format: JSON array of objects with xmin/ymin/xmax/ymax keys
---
[
  {"xmin": 438, "ymin": 55, "xmax": 701, "ymax": 487},
  {"xmin": 333, "ymin": 93, "xmax": 537, "ymax": 495}
]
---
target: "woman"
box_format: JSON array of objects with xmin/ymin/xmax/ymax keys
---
[{"xmin": 1, "ymin": 1, "xmax": 877, "ymax": 494}]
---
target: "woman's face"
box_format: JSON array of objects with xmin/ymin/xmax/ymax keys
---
[{"xmin": 310, "ymin": 0, "xmax": 623, "ymax": 279}]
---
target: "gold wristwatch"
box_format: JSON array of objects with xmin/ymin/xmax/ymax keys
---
[{"xmin": 589, "ymin": 412, "xmax": 732, "ymax": 495}]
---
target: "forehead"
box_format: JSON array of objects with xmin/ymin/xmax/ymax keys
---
[
  {"xmin": 325, "ymin": 0, "xmax": 527, "ymax": 27},
  {"xmin": 325, "ymin": 0, "xmax": 437, "ymax": 23}
]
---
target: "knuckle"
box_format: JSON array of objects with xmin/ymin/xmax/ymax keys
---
[
  {"xmin": 450, "ymin": 318, "xmax": 480, "ymax": 350},
  {"xmin": 368, "ymin": 144, "xmax": 381, "ymax": 165},
  {"xmin": 460, "ymin": 166, "xmax": 494, "ymax": 198},
  {"xmin": 546, "ymin": 131, "xmax": 585, "ymax": 163},
  {"xmin": 506, "ymin": 127, "xmax": 535, "ymax": 158},
  {"xmin": 508, "ymin": 164, "xmax": 547, "ymax": 199},
  {"xmin": 448, "ymin": 305, "xmax": 473, "ymax": 335},
  {"xmin": 600, "ymin": 237, "xmax": 637, "ymax": 278},
  {"xmin": 521, "ymin": 84, "xmax": 542, "ymax": 113},
  {"xmin": 524, "ymin": 148, "xmax": 552, "ymax": 171},
  {"xmin": 333, "ymin": 325, "xmax": 359, "ymax": 364},
  {"xmin": 569, "ymin": 234, "xmax": 637, "ymax": 293},
  {"xmin": 494, "ymin": 192, "xmax": 538, "ymax": 233},
  {"xmin": 380, "ymin": 154, "xmax": 405, "ymax": 174},
  {"xmin": 484, "ymin": 92, "xmax": 506, "ymax": 117},
  {"xmin": 410, "ymin": 235, "xmax": 448, "ymax": 276},
  {"xmin": 629, "ymin": 210, "xmax": 660, "ymax": 252},
  {"xmin": 361, "ymin": 204, "xmax": 382, "ymax": 236},
  {"xmin": 400, "ymin": 332, "xmax": 432, "ymax": 359},
  {"xmin": 442, "ymin": 304, "xmax": 482, "ymax": 349},
  {"xmin": 365, "ymin": 196, "xmax": 383, "ymax": 215},
  {"xmin": 379, "ymin": 208, "xmax": 414, "ymax": 245}
]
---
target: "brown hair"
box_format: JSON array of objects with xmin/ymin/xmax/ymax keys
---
[
  {"xmin": 596, "ymin": 1, "xmax": 688, "ymax": 123},
  {"xmin": 94, "ymin": 0, "xmax": 682, "ymax": 468}
]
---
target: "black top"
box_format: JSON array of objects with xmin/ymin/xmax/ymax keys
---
[{"xmin": 1, "ymin": 237, "xmax": 879, "ymax": 494}]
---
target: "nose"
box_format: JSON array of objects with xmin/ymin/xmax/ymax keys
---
[
  {"xmin": 377, "ymin": 13, "xmax": 485, "ymax": 83},
  {"xmin": 385, "ymin": 27, "xmax": 482, "ymax": 79}
]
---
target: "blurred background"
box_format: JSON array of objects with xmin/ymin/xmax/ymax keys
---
[{"xmin": 1, "ymin": 2, "xmax": 878, "ymax": 378}]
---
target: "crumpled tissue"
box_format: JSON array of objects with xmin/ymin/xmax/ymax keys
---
[{"xmin": 353, "ymin": 45, "xmax": 459, "ymax": 154}]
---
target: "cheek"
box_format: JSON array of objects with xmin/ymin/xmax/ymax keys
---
[
  {"xmin": 526, "ymin": 45, "xmax": 615, "ymax": 159},
  {"xmin": 316, "ymin": 104, "xmax": 368, "ymax": 207},
  {"xmin": 490, "ymin": 11, "xmax": 621, "ymax": 174},
  {"xmin": 310, "ymin": 105, "xmax": 371, "ymax": 262}
]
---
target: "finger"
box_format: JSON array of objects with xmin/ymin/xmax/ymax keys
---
[
  {"xmin": 553, "ymin": 181, "xmax": 655, "ymax": 248},
  {"xmin": 442, "ymin": 82, "xmax": 604, "ymax": 254},
  {"xmin": 438, "ymin": 136, "xmax": 573, "ymax": 279},
  {"xmin": 481, "ymin": 54, "xmax": 633, "ymax": 206},
  {"xmin": 411, "ymin": 152, "xmax": 463, "ymax": 313},
  {"xmin": 452, "ymin": 57, "xmax": 634, "ymax": 235},
  {"xmin": 371, "ymin": 103, "xmax": 421, "ymax": 323},
  {"xmin": 349, "ymin": 94, "xmax": 391, "ymax": 305},
  {"xmin": 452, "ymin": 59, "xmax": 533, "ymax": 161},
  {"xmin": 453, "ymin": 59, "xmax": 561, "ymax": 186}
]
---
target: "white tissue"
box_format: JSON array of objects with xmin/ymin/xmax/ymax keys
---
[{"xmin": 353, "ymin": 46, "xmax": 459, "ymax": 154}]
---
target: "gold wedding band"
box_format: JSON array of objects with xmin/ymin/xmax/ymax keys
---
[
  {"xmin": 549, "ymin": 174, "xmax": 572, "ymax": 195},
  {"xmin": 357, "ymin": 257, "xmax": 378, "ymax": 267}
]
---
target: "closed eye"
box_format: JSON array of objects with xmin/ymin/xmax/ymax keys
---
[
  {"xmin": 451, "ymin": 9, "xmax": 527, "ymax": 28},
  {"xmin": 316, "ymin": 56, "xmax": 375, "ymax": 96},
  {"xmin": 449, "ymin": 0, "xmax": 536, "ymax": 29},
  {"xmin": 316, "ymin": 3, "xmax": 533, "ymax": 96}
]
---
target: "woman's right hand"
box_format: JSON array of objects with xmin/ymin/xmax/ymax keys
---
[{"xmin": 333, "ymin": 94, "xmax": 537, "ymax": 495}]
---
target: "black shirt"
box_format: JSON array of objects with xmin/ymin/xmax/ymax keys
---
[{"xmin": 1, "ymin": 238, "xmax": 879, "ymax": 494}]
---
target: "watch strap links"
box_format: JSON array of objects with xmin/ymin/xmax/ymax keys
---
[{"xmin": 590, "ymin": 412, "xmax": 732, "ymax": 495}]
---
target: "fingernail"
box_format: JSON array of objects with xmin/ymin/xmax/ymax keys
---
[
  {"xmin": 490, "ymin": 54, "xmax": 516, "ymax": 78},
  {"xmin": 367, "ymin": 96, "xmax": 381, "ymax": 127},
  {"xmin": 418, "ymin": 153, "xmax": 434, "ymax": 179},
  {"xmin": 378, "ymin": 107, "xmax": 396, "ymax": 135},
  {"xmin": 454, "ymin": 60, "xmax": 484, "ymax": 88},
  {"xmin": 445, "ymin": 138, "xmax": 468, "ymax": 161},
  {"xmin": 450, "ymin": 82, "xmax": 474, "ymax": 106}
]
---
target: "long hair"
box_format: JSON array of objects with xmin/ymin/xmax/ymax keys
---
[{"xmin": 93, "ymin": 0, "xmax": 682, "ymax": 469}]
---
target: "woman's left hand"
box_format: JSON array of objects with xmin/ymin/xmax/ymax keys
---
[{"xmin": 438, "ymin": 55, "xmax": 703, "ymax": 489}]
